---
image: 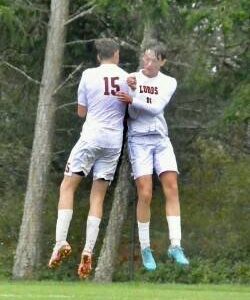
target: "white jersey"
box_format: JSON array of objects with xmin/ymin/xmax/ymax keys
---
[
  {"xmin": 128, "ymin": 70, "xmax": 177, "ymax": 138},
  {"xmin": 78, "ymin": 64, "xmax": 129, "ymax": 148}
]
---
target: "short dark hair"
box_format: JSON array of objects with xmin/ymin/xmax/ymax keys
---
[
  {"xmin": 144, "ymin": 41, "xmax": 166, "ymax": 60},
  {"xmin": 95, "ymin": 38, "xmax": 119, "ymax": 60}
]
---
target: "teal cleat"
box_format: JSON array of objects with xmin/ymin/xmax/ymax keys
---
[
  {"xmin": 168, "ymin": 246, "xmax": 189, "ymax": 266},
  {"xmin": 141, "ymin": 247, "xmax": 157, "ymax": 271}
]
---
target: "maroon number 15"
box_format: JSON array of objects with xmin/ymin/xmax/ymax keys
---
[{"xmin": 104, "ymin": 77, "xmax": 120, "ymax": 96}]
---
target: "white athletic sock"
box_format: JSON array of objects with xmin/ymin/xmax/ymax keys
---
[
  {"xmin": 83, "ymin": 216, "xmax": 101, "ymax": 253},
  {"xmin": 138, "ymin": 221, "xmax": 150, "ymax": 250},
  {"xmin": 56, "ymin": 209, "xmax": 73, "ymax": 243},
  {"xmin": 167, "ymin": 216, "xmax": 181, "ymax": 247}
]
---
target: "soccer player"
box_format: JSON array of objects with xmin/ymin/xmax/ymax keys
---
[
  {"xmin": 48, "ymin": 38, "xmax": 129, "ymax": 279},
  {"xmin": 116, "ymin": 43, "xmax": 189, "ymax": 271}
]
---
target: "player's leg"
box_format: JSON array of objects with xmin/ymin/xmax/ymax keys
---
[
  {"xmin": 136, "ymin": 176, "xmax": 153, "ymax": 223},
  {"xmin": 135, "ymin": 175, "xmax": 156, "ymax": 271},
  {"xmin": 78, "ymin": 179, "xmax": 109, "ymax": 279},
  {"xmin": 48, "ymin": 174, "xmax": 82, "ymax": 268},
  {"xmin": 128, "ymin": 140, "xmax": 156, "ymax": 271},
  {"xmin": 160, "ymin": 171, "xmax": 189, "ymax": 265},
  {"xmin": 155, "ymin": 138, "xmax": 189, "ymax": 266},
  {"xmin": 49, "ymin": 139, "xmax": 94, "ymax": 268},
  {"xmin": 78, "ymin": 147, "xmax": 120, "ymax": 278},
  {"xmin": 160, "ymin": 171, "xmax": 181, "ymax": 246}
]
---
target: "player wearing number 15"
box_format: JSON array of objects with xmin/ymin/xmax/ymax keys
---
[{"xmin": 48, "ymin": 38, "xmax": 129, "ymax": 279}]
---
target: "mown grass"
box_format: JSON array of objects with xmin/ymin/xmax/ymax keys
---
[{"xmin": 0, "ymin": 281, "xmax": 250, "ymax": 300}]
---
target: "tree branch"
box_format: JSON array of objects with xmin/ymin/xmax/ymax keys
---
[
  {"xmin": 66, "ymin": 39, "xmax": 96, "ymax": 46},
  {"xmin": 167, "ymin": 60, "xmax": 191, "ymax": 68},
  {"xmin": 53, "ymin": 62, "xmax": 84, "ymax": 95},
  {"xmin": 56, "ymin": 101, "xmax": 77, "ymax": 110},
  {"xmin": 72, "ymin": 1, "xmax": 96, "ymax": 15},
  {"xmin": 66, "ymin": 38, "xmax": 138, "ymax": 52},
  {"xmin": 2, "ymin": 61, "xmax": 41, "ymax": 85},
  {"xmin": 176, "ymin": 106, "xmax": 202, "ymax": 113},
  {"xmin": 65, "ymin": 5, "xmax": 97, "ymax": 26},
  {"xmin": 120, "ymin": 40, "xmax": 138, "ymax": 51}
]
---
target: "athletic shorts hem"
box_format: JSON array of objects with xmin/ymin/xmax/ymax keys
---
[
  {"xmin": 133, "ymin": 172, "xmax": 153, "ymax": 180},
  {"xmin": 157, "ymin": 168, "xmax": 179, "ymax": 177},
  {"xmin": 93, "ymin": 174, "xmax": 114, "ymax": 181}
]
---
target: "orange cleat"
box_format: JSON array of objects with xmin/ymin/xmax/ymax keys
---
[
  {"xmin": 48, "ymin": 242, "xmax": 72, "ymax": 269},
  {"xmin": 78, "ymin": 251, "xmax": 92, "ymax": 279}
]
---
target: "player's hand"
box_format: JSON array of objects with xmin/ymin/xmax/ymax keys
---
[
  {"xmin": 127, "ymin": 76, "xmax": 137, "ymax": 90},
  {"xmin": 116, "ymin": 92, "xmax": 133, "ymax": 104}
]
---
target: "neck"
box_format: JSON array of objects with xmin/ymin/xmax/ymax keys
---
[
  {"xmin": 101, "ymin": 58, "xmax": 116, "ymax": 65},
  {"xmin": 142, "ymin": 69, "xmax": 159, "ymax": 78}
]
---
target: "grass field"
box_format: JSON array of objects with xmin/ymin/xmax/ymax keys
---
[{"xmin": 0, "ymin": 281, "xmax": 249, "ymax": 300}]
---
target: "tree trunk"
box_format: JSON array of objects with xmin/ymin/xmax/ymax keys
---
[
  {"xmin": 94, "ymin": 22, "xmax": 156, "ymax": 282},
  {"xmin": 139, "ymin": 20, "xmax": 157, "ymax": 67},
  {"xmin": 12, "ymin": 0, "xmax": 69, "ymax": 279},
  {"xmin": 94, "ymin": 144, "xmax": 135, "ymax": 282}
]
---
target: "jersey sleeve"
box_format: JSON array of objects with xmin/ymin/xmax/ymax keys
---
[
  {"xmin": 128, "ymin": 104, "xmax": 140, "ymax": 119},
  {"xmin": 77, "ymin": 71, "xmax": 87, "ymax": 107},
  {"xmin": 130, "ymin": 78, "xmax": 177, "ymax": 116}
]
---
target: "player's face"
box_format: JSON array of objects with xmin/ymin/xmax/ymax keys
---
[{"xmin": 142, "ymin": 49, "xmax": 166, "ymax": 77}]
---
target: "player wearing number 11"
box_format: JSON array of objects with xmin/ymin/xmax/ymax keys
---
[
  {"xmin": 117, "ymin": 43, "xmax": 189, "ymax": 271},
  {"xmin": 48, "ymin": 38, "xmax": 129, "ymax": 279}
]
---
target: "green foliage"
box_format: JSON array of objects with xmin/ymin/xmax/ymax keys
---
[
  {"xmin": 130, "ymin": 258, "xmax": 250, "ymax": 284},
  {"xmin": 0, "ymin": 0, "xmax": 48, "ymax": 50},
  {"xmin": 181, "ymin": 137, "xmax": 250, "ymax": 260},
  {"xmin": 97, "ymin": 0, "xmax": 169, "ymax": 18},
  {"xmin": 185, "ymin": 0, "xmax": 249, "ymax": 34},
  {"xmin": 137, "ymin": 0, "xmax": 169, "ymax": 20},
  {"xmin": 185, "ymin": 7, "xmax": 211, "ymax": 31},
  {"xmin": 93, "ymin": 0, "xmax": 169, "ymax": 42},
  {"xmin": 224, "ymin": 82, "xmax": 250, "ymax": 123},
  {"xmin": 0, "ymin": 1, "xmax": 19, "ymax": 41}
]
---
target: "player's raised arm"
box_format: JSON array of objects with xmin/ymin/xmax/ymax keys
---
[
  {"xmin": 116, "ymin": 78, "xmax": 177, "ymax": 116},
  {"xmin": 130, "ymin": 78, "xmax": 177, "ymax": 116}
]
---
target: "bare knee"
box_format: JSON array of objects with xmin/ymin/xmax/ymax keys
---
[
  {"xmin": 165, "ymin": 180, "xmax": 178, "ymax": 193},
  {"xmin": 136, "ymin": 176, "xmax": 152, "ymax": 206},
  {"xmin": 137, "ymin": 187, "xmax": 152, "ymax": 205},
  {"xmin": 60, "ymin": 177, "xmax": 78, "ymax": 194},
  {"xmin": 160, "ymin": 172, "xmax": 178, "ymax": 192}
]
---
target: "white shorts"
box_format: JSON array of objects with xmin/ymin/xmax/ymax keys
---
[
  {"xmin": 64, "ymin": 139, "xmax": 121, "ymax": 181},
  {"xmin": 128, "ymin": 135, "xmax": 178, "ymax": 179}
]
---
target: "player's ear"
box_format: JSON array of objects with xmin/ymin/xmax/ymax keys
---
[
  {"xmin": 114, "ymin": 50, "xmax": 119, "ymax": 60},
  {"xmin": 160, "ymin": 59, "xmax": 166, "ymax": 67}
]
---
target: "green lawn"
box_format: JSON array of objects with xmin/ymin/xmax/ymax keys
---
[{"xmin": 0, "ymin": 281, "xmax": 249, "ymax": 300}]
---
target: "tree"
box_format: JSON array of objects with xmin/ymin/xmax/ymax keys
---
[{"xmin": 12, "ymin": 0, "xmax": 69, "ymax": 279}]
